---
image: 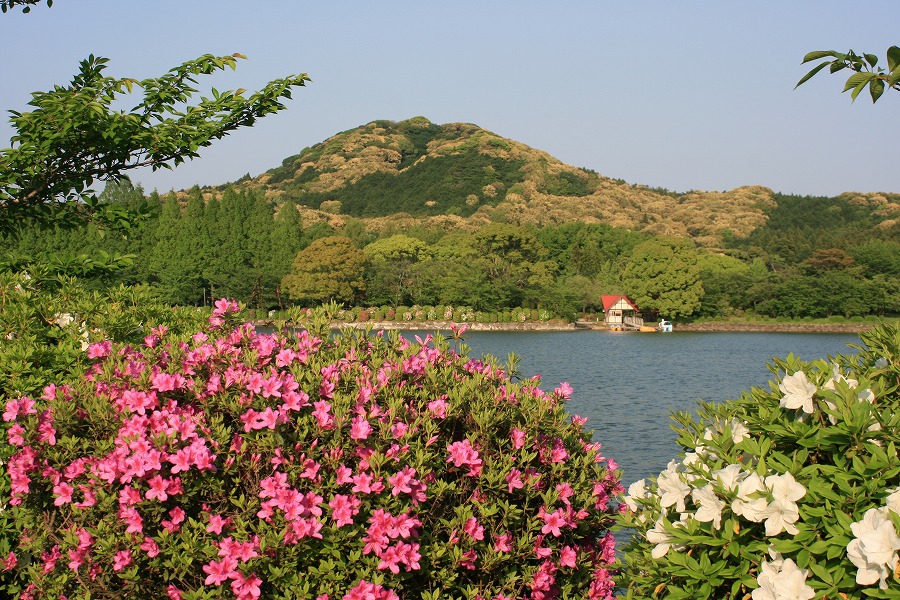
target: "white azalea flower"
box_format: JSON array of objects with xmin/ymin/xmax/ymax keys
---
[
  {"xmin": 886, "ymin": 488, "xmax": 900, "ymax": 516},
  {"xmin": 728, "ymin": 418, "xmax": 750, "ymax": 443},
  {"xmin": 657, "ymin": 463, "xmax": 691, "ymax": 513},
  {"xmin": 647, "ymin": 517, "xmax": 673, "ymax": 559},
  {"xmin": 646, "ymin": 515, "xmax": 688, "ymax": 558},
  {"xmin": 779, "ymin": 371, "xmax": 817, "ymax": 414},
  {"xmin": 733, "ymin": 472, "xmax": 768, "ymax": 523},
  {"xmin": 847, "ymin": 507, "xmax": 900, "ymax": 589},
  {"xmin": 682, "ymin": 450, "xmax": 703, "ymax": 466},
  {"xmin": 624, "ymin": 478, "xmax": 650, "ymax": 513},
  {"xmin": 53, "ymin": 312, "xmax": 74, "ymax": 327},
  {"xmin": 761, "ymin": 472, "xmax": 806, "ymax": 536},
  {"xmin": 823, "ymin": 363, "xmax": 859, "ymax": 391},
  {"xmin": 691, "ymin": 484, "xmax": 725, "ymax": 530},
  {"xmin": 713, "ymin": 464, "xmax": 745, "ymax": 493},
  {"xmin": 767, "ymin": 472, "xmax": 806, "ymax": 504},
  {"xmin": 752, "ymin": 557, "xmax": 815, "ymax": 600}
]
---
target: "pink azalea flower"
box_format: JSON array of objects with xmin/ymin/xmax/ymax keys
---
[
  {"xmin": 335, "ymin": 465, "xmax": 353, "ymax": 485},
  {"xmin": 312, "ymin": 400, "xmax": 335, "ymax": 429},
  {"xmin": 145, "ymin": 475, "xmax": 170, "ymax": 501},
  {"xmin": 427, "ymin": 398, "xmax": 448, "ymax": 419},
  {"xmin": 275, "ymin": 348, "xmax": 297, "ymax": 367},
  {"xmin": 551, "ymin": 438, "xmax": 569, "ymax": 463},
  {"xmin": 202, "ymin": 557, "xmax": 238, "ymax": 586},
  {"xmin": 151, "ymin": 372, "xmax": 185, "ymax": 393},
  {"xmin": 140, "ymin": 537, "xmax": 160, "ymax": 558},
  {"xmin": 1, "ymin": 552, "xmax": 17, "ymax": 571},
  {"xmin": 40, "ymin": 546, "xmax": 60, "ymax": 574},
  {"xmin": 446, "ymin": 439, "xmax": 483, "ymax": 477},
  {"xmin": 74, "ymin": 485, "xmax": 96, "ymax": 508},
  {"xmin": 554, "ymin": 381, "xmax": 574, "ymax": 399},
  {"xmin": 162, "ymin": 506, "xmax": 186, "ymax": 533},
  {"xmin": 388, "ymin": 466, "xmax": 416, "ymax": 496},
  {"xmin": 207, "ymin": 514, "xmax": 230, "ymax": 534},
  {"xmin": 458, "ymin": 549, "xmax": 477, "ymax": 570},
  {"xmin": 281, "ymin": 389, "xmax": 310, "ymax": 412},
  {"xmin": 112, "ymin": 549, "xmax": 132, "ymax": 572},
  {"xmin": 506, "ymin": 469, "xmax": 524, "ymax": 494},
  {"xmin": 349, "ymin": 415, "xmax": 372, "ymax": 440},
  {"xmin": 344, "ymin": 581, "xmax": 399, "ymax": 600},
  {"xmin": 52, "ymin": 482, "xmax": 74, "ymax": 506},
  {"xmin": 329, "ymin": 494, "xmax": 361, "ymax": 527},
  {"xmin": 463, "ymin": 517, "xmax": 484, "ymax": 541},
  {"xmin": 390, "ymin": 421, "xmax": 409, "ymax": 439},
  {"xmin": 86, "ymin": 341, "xmax": 112, "ymax": 359},
  {"xmin": 541, "ymin": 507, "xmax": 567, "ymax": 537},
  {"xmin": 510, "ymin": 428, "xmax": 527, "ymax": 449},
  {"xmin": 169, "ymin": 446, "xmax": 194, "ymax": 474},
  {"xmin": 559, "ymin": 545, "xmax": 578, "ymax": 568},
  {"xmin": 119, "ymin": 506, "xmax": 143, "ymax": 534},
  {"xmin": 494, "ymin": 532, "xmax": 513, "ymax": 553},
  {"xmin": 7, "ymin": 423, "xmax": 25, "ymax": 446}
]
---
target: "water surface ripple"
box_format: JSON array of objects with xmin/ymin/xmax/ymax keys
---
[{"xmin": 453, "ymin": 330, "xmax": 859, "ymax": 484}]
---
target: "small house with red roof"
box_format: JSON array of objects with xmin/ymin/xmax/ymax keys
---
[{"xmin": 601, "ymin": 295, "xmax": 642, "ymax": 330}]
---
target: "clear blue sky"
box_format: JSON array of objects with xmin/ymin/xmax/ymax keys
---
[{"xmin": 2, "ymin": 1, "xmax": 898, "ymax": 197}]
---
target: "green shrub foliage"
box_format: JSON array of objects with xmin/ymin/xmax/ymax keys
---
[
  {"xmin": 617, "ymin": 323, "xmax": 900, "ymax": 599},
  {"xmin": 0, "ymin": 294, "xmax": 622, "ymax": 599}
]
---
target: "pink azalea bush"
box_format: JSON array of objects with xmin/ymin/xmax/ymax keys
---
[{"xmin": 0, "ymin": 298, "xmax": 622, "ymax": 599}]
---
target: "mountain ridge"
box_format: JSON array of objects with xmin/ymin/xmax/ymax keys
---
[{"xmin": 196, "ymin": 117, "xmax": 899, "ymax": 248}]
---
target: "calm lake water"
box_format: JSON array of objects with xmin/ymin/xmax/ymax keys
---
[{"xmin": 440, "ymin": 330, "xmax": 860, "ymax": 485}]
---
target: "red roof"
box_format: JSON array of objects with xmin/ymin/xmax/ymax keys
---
[{"xmin": 601, "ymin": 295, "xmax": 639, "ymax": 312}]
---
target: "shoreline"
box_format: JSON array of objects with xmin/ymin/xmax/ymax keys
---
[{"xmin": 321, "ymin": 320, "xmax": 880, "ymax": 334}]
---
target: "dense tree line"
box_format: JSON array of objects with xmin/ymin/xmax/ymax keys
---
[{"xmin": 4, "ymin": 181, "xmax": 898, "ymax": 320}]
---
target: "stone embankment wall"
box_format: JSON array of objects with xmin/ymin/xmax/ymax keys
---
[
  {"xmin": 335, "ymin": 321, "xmax": 576, "ymax": 332},
  {"xmin": 676, "ymin": 322, "xmax": 876, "ymax": 333}
]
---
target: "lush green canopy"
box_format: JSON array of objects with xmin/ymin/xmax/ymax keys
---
[{"xmin": 1, "ymin": 54, "xmax": 308, "ymax": 235}]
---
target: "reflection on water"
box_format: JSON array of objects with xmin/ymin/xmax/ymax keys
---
[{"xmin": 446, "ymin": 330, "xmax": 859, "ymax": 484}]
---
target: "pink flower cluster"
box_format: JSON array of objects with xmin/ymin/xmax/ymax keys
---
[{"xmin": 1, "ymin": 300, "xmax": 622, "ymax": 599}]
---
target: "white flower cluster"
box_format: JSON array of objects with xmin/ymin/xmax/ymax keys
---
[
  {"xmin": 626, "ymin": 413, "xmax": 813, "ymax": 598},
  {"xmin": 847, "ymin": 488, "xmax": 900, "ymax": 589},
  {"xmin": 51, "ymin": 312, "xmax": 95, "ymax": 351},
  {"xmin": 53, "ymin": 312, "xmax": 75, "ymax": 328},
  {"xmin": 752, "ymin": 549, "xmax": 815, "ymax": 600},
  {"xmin": 781, "ymin": 367, "xmax": 876, "ymax": 425},
  {"xmin": 629, "ymin": 459, "xmax": 809, "ymax": 561}
]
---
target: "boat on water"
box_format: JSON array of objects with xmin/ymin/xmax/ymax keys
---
[{"xmin": 659, "ymin": 320, "xmax": 673, "ymax": 332}]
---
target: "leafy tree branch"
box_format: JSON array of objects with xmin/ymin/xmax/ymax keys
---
[
  {"xmin": 796, "ymin": 46, "xmax": 900, "ymax": 102},
  {"xmin": 0, "ymin": 53, "xmax": 309, "ymax": 234},
  {"xmin": 0, "ymin": 0, "xmax": 50, "ymax": 14}
]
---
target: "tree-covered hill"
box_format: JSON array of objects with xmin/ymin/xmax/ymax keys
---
[
  {"xmin": 189, "ymin": 116, "xmax": 900, "ymax": 250},
  {"xmin": 197, "ymin": 118, "xmax": 766, "ymax": 247}
]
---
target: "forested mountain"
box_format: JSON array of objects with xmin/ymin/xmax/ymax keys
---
[
  {"xmin": 206, "ymin": 118, "xmax": 789, "ymax": 248},
  {"xmin": 5, "ymin": 117, "xmax": 900, "ymax": 320}
]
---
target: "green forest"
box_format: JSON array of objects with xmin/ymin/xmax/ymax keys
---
[{"xmin": 4, "ymin": 178, "xmax": 898, "ymax": 322}]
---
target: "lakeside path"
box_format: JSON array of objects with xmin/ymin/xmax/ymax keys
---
[{"xmin": 322, "ymin": 320, "xmax": 881, "ymax": 334}]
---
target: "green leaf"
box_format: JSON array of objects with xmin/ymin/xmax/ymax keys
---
[
  {"xmin": 846, "ymin": 72, "xmax": 875, "ymax": 101},
  {"xmin": 870, "ymin": 78, "xmax": 885, "ymax": 102},
  {"xmin": 801, "ymin": 50, "xmax": 840, "ymax": 64},
  {"xmin": 887, "ymin": 46, "xmax": 900, "ymax": 73},
  {"xmin": 795, "ymin": 61, "xmax": 832, "ymax": 89},
  {"xmin": 844, "ymin": 71, "xmax": 874, "ymax": 93}
]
